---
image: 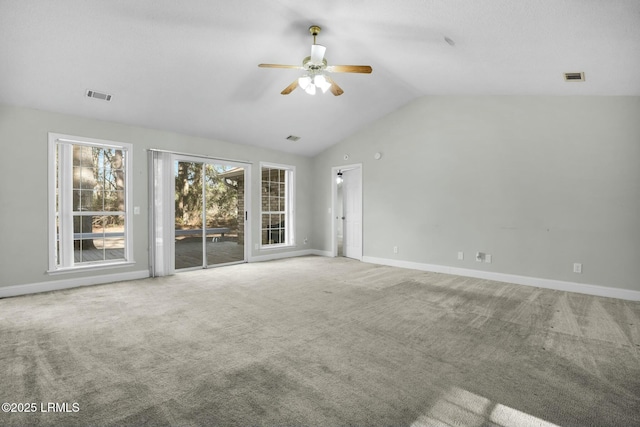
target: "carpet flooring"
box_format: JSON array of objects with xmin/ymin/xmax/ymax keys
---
[{"xmin": 1, "ymin": 256, "xmax": 639, "ymax": 426}]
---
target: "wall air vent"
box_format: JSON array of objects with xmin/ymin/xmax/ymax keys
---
[
  {"xmin": 86, "ymin": 90, "xmax": 112, "ymax": 101},
  {"xmin": 286, "ymin": 135, "xmax": 301, "ymax": 142},
  {"xmin": 564, "ymin": 72, "xmax": 585, "ymax": 82}
]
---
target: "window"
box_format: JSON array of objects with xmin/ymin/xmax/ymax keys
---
[
  {"xmin": 260, "ymin": 163, "xmax": 295, "ymax": 248},
  {"xmin": 48, "ymin": 133, "xmax": 133, "ymax": 271}
]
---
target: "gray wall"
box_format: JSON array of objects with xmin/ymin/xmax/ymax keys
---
[
  {"xmin": 0, "ymin": 105, "xmax": 313, "ymax": 288},
  {"xmin": 312, "ymin": 96, "xmax": 640, "ymax": 292},
  {"xmin": 2, "ymin": 97, "xmax": 639, "ymax": 293}
]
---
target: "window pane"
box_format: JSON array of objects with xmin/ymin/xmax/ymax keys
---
[
  {"xmin": 103, "ymin": 239, "xmax": 125, "ymax": 260},
  {"xmin": 73, "ymin": 189, "xmax": 94, "ymax": 211},
  {"xmin": 103, "ymin": 190, "xmax": 124, "ymax": 211},
  {"xmin": 73, "ymin": 215, "xmax": 92, "ymax": 235},
  {"xmin": 269, "ymin": 227, "xmax": 279, "ymax": 244},
  {"xmin": 269, "ymin": 196, "xmax": 278, "ymax": 212},
  {"xmin": 98, "ymin": 215, "xmax": 125, "ymax": 232}
]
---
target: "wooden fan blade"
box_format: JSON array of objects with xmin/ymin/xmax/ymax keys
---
[
  {"xmin": 280, "ymin": 79, "xmax": 299, "ymax": 95},
  {"xmin": 326, "ymin": 65, "xmax": 372, "ymax": 74},
  {"xmin": 259, "ymin": 63, "xmax": 303, "ymax": 70},
  {"xmin": 325, "ymin": 76, "xmax": 344, "ymax": 96}
]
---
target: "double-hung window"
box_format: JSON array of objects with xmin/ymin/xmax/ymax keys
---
[
  {"xmin": 260, "ymin": 163, "xmax": 295, "ymax": 248},
  {"xmin": 48, "ymin": 133, "xmax": 133, "ymax": 271}
]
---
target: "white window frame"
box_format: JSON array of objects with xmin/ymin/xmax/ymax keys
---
[
  {"xmin": 48, "ymin": 133, "xmax": 134, "ymax": 273},
  {"xmin": 259, "ymin": 162, "xmax": 295, "ymax": 249}
]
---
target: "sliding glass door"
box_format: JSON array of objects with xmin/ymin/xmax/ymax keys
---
[{"xmin": 174, "ymin": 157, "xmax": 247, "ymax": 270}]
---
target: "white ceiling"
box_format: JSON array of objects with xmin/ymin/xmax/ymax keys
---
[{"xmin": 1, "ymin": 0, "xmax": 639, "ymax": 156}]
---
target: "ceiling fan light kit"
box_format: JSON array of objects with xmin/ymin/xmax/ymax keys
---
[
  {"xmin": 259, "ymin": 25, "xmax": 372, "ymax": 96},
  {"xmin": 298, "ymin": 74, "xmax": 332, "ymax": 95}
]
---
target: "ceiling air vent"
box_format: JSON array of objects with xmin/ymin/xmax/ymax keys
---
[
  {"xmin": 564, "ymin": 72, "xmax": 585, "ymax": 82},
  {"xmin": 286, "ymin": 135, "xmax": 301, "ymax": 142},
  {"xmin": 86, "ymin": 89, "xmax": 112, "ymax": 101}
]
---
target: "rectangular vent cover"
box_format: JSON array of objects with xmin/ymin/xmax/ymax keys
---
[
  {"xmin": 564, "ymin": 72, "xmax": 585, "ymax": 82},
  {"xmin": 86, "ymin": 90, "xmax": 112, "ymax": 101},
  {"xmin": 286, "ymin": 135, "xmax": 301, "ymax": 142}
]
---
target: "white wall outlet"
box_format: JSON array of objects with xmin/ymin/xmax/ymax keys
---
[
  {"xmin": 485, "ymin": 254, "xmax": 492, "ymax": 263},
  {"xmin": 476, "ymin": 252, "xmax": 484, "ymax": 262},
  {"xmin": 393, "ymin": 246, "xmax": 398, "ymax": 254},
  {"xmin": 457, "ymin": 251, "xmax": 464, "ymax": 260},
  {"xmin": 303, "ymin": 237, "xmax": 308, "ymax": 245},
  {"xmin": 254, "ymin": 243, "xmax": 259, "ymax": 250},
  {"xmin": 573, "ymin": 263, "xmax": 582, "ymax": 273},
  {"xmin": 133, "ymin": 206, "xmax": 140, "ymax": 215}
]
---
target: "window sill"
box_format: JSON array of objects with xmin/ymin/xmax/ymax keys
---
[{"xmin": 47, "ymin": 260, "xmax": 136, "ymax": 275}]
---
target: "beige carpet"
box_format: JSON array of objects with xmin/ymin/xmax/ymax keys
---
[{"xmin": 1, "ymin": 256, "xmax": 639, "ymax": 426}]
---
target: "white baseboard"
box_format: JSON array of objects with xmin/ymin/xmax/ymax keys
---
[
  {"xmin": 309, "ymin": 249, "xmax": 333, "ymax": 257},
  {"xmin": 7, "ymin": 255, "xmax": 635, "ymax": 302},
  {"xmin": 362, "ymin": 256, "xmax": 640, "ymax": 301},
  {"xmin": 249, "ymin": 249, "xmax": 329, "ymax": 263},
  {"xmin": 0, "ymin": 270, "xmax": 150, "ymax": 299}
]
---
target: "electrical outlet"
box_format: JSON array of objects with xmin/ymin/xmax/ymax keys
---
[
  {"xmin": 476, "ymin": 252, "xmax": 484, "ymax": 262},
  {"xmin": 303, "ymin": 237, "xmax": 308, "ymax": 245},
  {"xmin": 254, "ymin": 243, "xmax": 259, "ymax": 250},
  {"xmin": 573, "ymin": 263, "xmax": 582, "ymax": 273},
  {"xmin": 393, "ymin": 246, "xmax": 398, "ymax": 254},
  {"xmin": 485, "ymin": 254, "xmax": 492, "ymax": 263},
  {"xmin": 457, "ymin": 251, "xmax": 464, "ymax": 260}
]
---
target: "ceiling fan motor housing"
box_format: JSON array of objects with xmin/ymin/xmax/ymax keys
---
[{"xmin": 303, "ymin": 56, "xmax": 327, "ymax": 71}]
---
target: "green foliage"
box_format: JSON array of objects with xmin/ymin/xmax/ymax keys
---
[{"xmin": 175, "ymin": 162, "xmax": 239, "ymax": 229}]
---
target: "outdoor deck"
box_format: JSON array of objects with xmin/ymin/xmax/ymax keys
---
[
  {"xmin": 72, "ymin": 236, "xmax": 244, "ymax": 269},
  {"xmin": 175, "ymin": 237, "xmax": 245, "ymax": 269}
]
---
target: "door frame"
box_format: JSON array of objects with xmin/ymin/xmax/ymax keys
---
[
  {"xmin": 171, "ymin": 153, "xmax": 251, "ymax": 271},
  {"xmin": 331, "ymin": 163, "xmax": 362, "ymax": 260}
]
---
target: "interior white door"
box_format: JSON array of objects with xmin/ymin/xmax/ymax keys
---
[{"xmin": 342, "ymin": 167, "xmax": 362, "ymax": 260}]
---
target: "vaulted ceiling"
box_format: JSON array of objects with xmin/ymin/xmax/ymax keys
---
[{"xmin": 1, "ymin": 0, "xmax": 639, "ymax": 156}]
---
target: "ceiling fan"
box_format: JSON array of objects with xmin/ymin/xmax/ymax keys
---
[{"xmin": 259, "ymin": 26, "xmax": 372, "ymax": 96}]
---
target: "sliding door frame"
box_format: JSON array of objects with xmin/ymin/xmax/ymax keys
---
[{"xmin": 171, "ymin": 153, "xmax": 251, "ymax": 272}]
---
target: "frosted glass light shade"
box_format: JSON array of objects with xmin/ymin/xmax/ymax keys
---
[
  {"xmin": 304, "ymin": 84, "xmax": 316, "ymax": 95},
  {"xmin": 314, "ymin": 74, "xmax": 332, "ymax": 93},
  {"xmin": 310, "ymin": 44, "xmax": 326, "ymax": 64},
  {"xmin": 298, "ymin": 75, "xmax": 312, "ymax": 90}
]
